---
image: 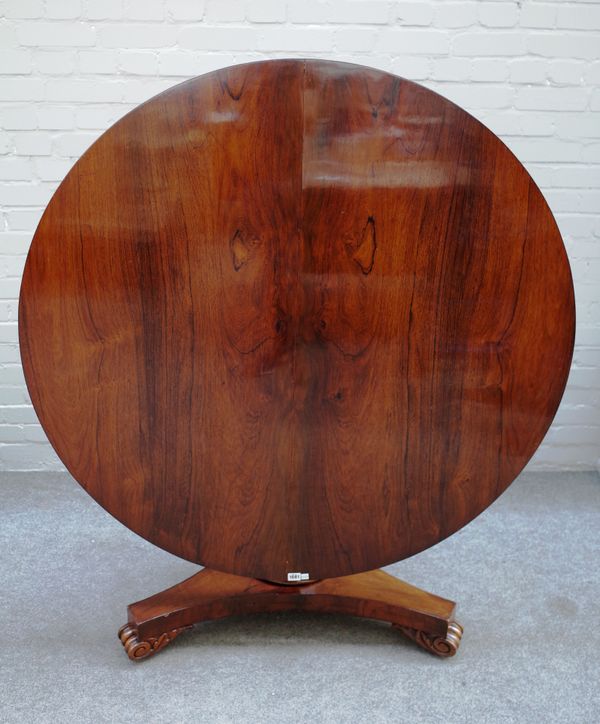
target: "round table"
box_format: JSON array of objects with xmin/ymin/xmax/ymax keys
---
[{"xmin": 19, "ymin": 59, "xmax": 575, "ymax": 659}]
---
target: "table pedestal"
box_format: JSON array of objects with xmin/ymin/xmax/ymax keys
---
[{"xmin": 118, "ymin": 568, "xmax": 463, "ymax": 661}]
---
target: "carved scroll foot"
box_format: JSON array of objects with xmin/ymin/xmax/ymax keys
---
[
  {"xmin": 118, "ymin": 623, "xmax": 191, "ymax": 661},
  {"xmin": 394, "ymin": 620, "xmax": 463, "ymax": 657},
  {"xmin": 118, "ymin": 568, "xmax": 462, "ymax": 661}
]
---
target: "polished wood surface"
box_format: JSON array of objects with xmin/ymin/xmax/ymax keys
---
[
  {"xmin": 118, "ymin": 568, "xmax": 463, "ymax": 660},
  {"xmin": 19, "ymin": 59, "xmax": 575, "ymax": 584}
]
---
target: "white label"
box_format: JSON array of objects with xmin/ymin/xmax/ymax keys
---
[{"xmin": 287, "ymin": 572, "xmax": 310, "ymax": 582}]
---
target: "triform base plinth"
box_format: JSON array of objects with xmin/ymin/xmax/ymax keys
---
[{"xmin": 118, "ymin": 568, "xmax": 463, "ymax": 661}]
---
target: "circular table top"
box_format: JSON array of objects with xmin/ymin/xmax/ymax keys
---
[{"xmin": 19, "ymin": 60, "xmax": 575, "ymax": 583}]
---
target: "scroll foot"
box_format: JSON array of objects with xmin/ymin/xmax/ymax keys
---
[
  {"xmin": 395, "ymin": 620, "xmax": 463, "ymax": 657},
  {"xmin": 118, "ymin": 623, "xmax": 191, "ymax": 661}
]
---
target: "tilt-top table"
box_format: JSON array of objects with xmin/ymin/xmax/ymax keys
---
[{"xmin": 19, "ymin": 60, "xmax": 575, "ymax": 661}]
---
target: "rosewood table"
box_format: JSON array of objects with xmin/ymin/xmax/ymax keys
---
[{"xmin": 19, "ymin": 60, "xmax": 575, "ymax": 661}]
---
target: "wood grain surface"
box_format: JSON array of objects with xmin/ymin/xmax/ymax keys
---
[{"xmin": 19, "ymin": 60, "xmax": 575, "ymax": 583}]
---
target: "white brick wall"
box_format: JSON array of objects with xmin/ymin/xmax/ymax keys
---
[{"xmin": 0, "ymin": 0, "xmax": 598, "ymax": 471}]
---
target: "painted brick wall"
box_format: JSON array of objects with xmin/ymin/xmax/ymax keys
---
[{"xmin": 1, "ymin": 0, "xmax": 599, "ymax": 471}]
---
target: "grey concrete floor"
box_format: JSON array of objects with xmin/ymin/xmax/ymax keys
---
[{"xmin": 1, "ymin": 471, "xmax": 599, "ymax": 724}]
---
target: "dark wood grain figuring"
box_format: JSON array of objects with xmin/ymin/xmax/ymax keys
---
[
  {"xmin": 19, "ymin": 60, "xmax": 575, "ymax": 583},
  {"xmin": 118, "ymin": 568, "xmax": 462, "ymax": 660}
]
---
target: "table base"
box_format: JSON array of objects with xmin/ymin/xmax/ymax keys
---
[{"xmin": 118, "ymin": 568, "xmax": 463, "ymax": 660}]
